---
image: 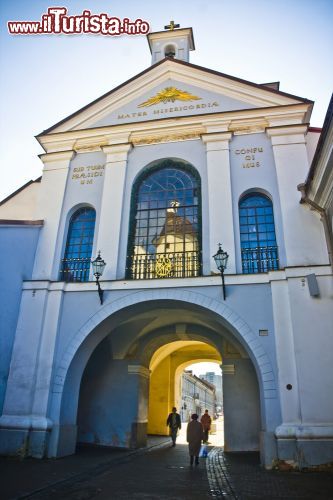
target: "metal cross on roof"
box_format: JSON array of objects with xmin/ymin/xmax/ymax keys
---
[{"xmin": 164, "ymin": 20, "xmax": 180, "ymax": 31}]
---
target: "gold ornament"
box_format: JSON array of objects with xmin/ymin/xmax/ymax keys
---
[
  {"xmin": 131, "ymin": 131, "xmax": 201, "ymax": 146},
  {"xmin": 138, "ymin": 87, "xmax": 202, "ymax": 108},
  {"xmin": 155, "ymin": 255, "xmax": 172, "ymax": 278}
]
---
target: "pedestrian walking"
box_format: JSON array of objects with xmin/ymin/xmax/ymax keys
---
[
  {"xmin": 166, "ymin": 407, "xmax": 181, "ymax": 447},
  {"xmin": 200, "ymin": 409, "xmax": 212, "ymax": 443},
  {"xmin": 186, "ymin": 413, "xmax": 204, "ymax": 466}
]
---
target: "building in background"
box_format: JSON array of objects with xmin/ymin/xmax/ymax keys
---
[
  {"xmin": 200, "ymin": 372, "xmax": 223, "ymax": 414},
  {"xmin": 298, "ymin": 93, "xmax": 333, "ymax": 267},
  {"xmin": 180, "ymin": 371, "xmax": 215, "ymax": 422},
  {"xmin": 0, "ymin": 24, "xmax": 332, "ymax": 468}
]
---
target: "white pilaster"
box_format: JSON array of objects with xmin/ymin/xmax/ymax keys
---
[
  {"xmin": 267, "ymin": 125, "xmax": 328, "ymax": 266},
  {"xmin": 97, "ymin": 143, "xmax": 132, "ymax": 280},
  {"xmin": 0, "ymin": 287, "xmax": 63, "ymax": 423},
  {"xmin": 201, "ymin": 132, "xmax": 236, "ymax": 273},
  {"xmin": 31, "ymin": 290, "xmax": 63, "ymax": 418},
  {"xmin": 271, "ymin": 279, "xmax": 301, "ymax": 424},
  {"xmin": 33, "ymin": 151, "xmax": 75, "ymax": 280},
  {"xmin": 1, "ymin": 289, "xmax": 48, "ymax": 418}
]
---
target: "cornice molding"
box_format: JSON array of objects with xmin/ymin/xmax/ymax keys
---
[
  {"xmin": 131, "ymin": 124, "xmax": 204, "ymax": 146},
  {"xmin": 37, "ymin": 103, "xmax": 311, "ymax": 154},
  {"xmin": 275, "ymin": 424, "xmax": 333, "ymax": 440},
  {"xmin": 0, "ymin": 415, "xmax": 53, "ymax": 431},
  {"xmin": 0, "ymin": 219, "xmax": 44, "ymax": 227},
  {"xmin": 73, "ymin": 136, "xmax": 106, "ymax": 153},
  {"xmin": 102, "ymin": 143, "xmax": 132, "ymax": 153},
  {"xmin": 132, "ymin": 132, "xmax": 201, "ymax": 146},
  {"xmin": 20, "ymin": 266, "xmax": 332, "ymax": 293},
  {"xmin": 306, "ymin": 125, "xmax": 333, "ymax": 208},
  {"xmin": 147, "ymin": 28, "xmax": 195, "ymax": 52},
  {"xmin": 307, "ymin": 157, "xmax": 333, "ymax": 208}
]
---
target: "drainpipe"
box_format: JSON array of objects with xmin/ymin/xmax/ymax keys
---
[{"xmin": 297, "ymin": 183, "xmax": 333, "ymax": 270}]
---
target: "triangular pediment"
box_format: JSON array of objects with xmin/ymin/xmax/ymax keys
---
[
  {"xmin": 91, "ymin": 80, "xmax": 257, "ymax": 128},
  {"xmin": 42, "ymin": 58, "xmax": 311, "ymax": 135}
]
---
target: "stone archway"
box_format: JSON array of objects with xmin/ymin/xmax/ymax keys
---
[
  {"xmin": 53, "ymin": 289, "xmax": 276, "ymax": 392},
  {"xmin": 147, "ymin": 340, "xmax": 222, "ymax": 435},
  {"xmin": 48, "ymin": 290, "xmax": 280, "ymax": 466}
]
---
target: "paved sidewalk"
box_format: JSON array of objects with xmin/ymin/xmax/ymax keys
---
[
  {"xmin": 1, "ymin": 429, "xmax": 333, "ymax": 499},
  {"xmin": 207, "ymin": 448, "xmax": 333, "ymax": 499},
  {"xmin": 0, "ymin": 436, "xmax": 170, "ymax": 499}
]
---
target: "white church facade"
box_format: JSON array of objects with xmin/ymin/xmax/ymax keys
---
[{"xmin": 0, "ymin": 26, "xmax": 332, "ymax": 468}]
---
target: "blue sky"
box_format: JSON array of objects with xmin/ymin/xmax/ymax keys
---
[
  {"xmin": 187, "ymin": 362, "xmax": 221, "ymax": 376},
  {"xmin": 1, "ymin": 0, "xmax": 332, "ymax": 200}
]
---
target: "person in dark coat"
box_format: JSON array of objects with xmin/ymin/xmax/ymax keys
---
[
  {"xmin": 166, "ymin": 407, "xmax": 181, "ymax": 447},
  {"xmin": 201, "ymin": 409, "xmax": 212, "ymax": 443},
  {"xmin": 186, "ymin": 413, "xmax": 204, "ymax": 466}
]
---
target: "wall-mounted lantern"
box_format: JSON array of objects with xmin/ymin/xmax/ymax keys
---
[
  {"xmin": 213, "ymin": 243, "xmax": 229, "ymax": 300},
  {"xmin": 91, "ymin": 251, "xmax": 106, "ymax": 305}
]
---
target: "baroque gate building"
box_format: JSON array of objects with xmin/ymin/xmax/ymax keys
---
[{"xmin": 0, "ymin": 25, "xmax": 332, "ymax": 468}]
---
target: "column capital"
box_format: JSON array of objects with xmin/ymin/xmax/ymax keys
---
[
  {"xmin": 39, "ymin": 150, "xmax": 75, "ymax": 170},
  {"xmin": 221, "ymin": 364, "xmax": 235, "ymax": 375},
  {"xmin": 266, "ymin": 124, "xmax": 308, "ymax": 145},
  {"xmin": 201, "ymin": 132, "xmax": 232, "ymax": 152},
  {"xmin": 102, "ymin": 143, "xmax": 132, "ymax": 163},
  {"xmin": 128, "ymin": 365, "xmax": 151, "ymax": 379},
  {"xmin": 201, "ymin": 131, "xmax": 233, "ymax": 144},
  {"xmin": 105, "ymin": 132, "xmax": 131, "ymax": 145}
]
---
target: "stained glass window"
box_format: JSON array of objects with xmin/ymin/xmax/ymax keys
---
[
  {"xmin": 59, "ymin": 207, "xmax": 96, "ymax": 282},
  {"xmin": 127, "ymin": 163, "xmax": 201, "ymax": 279}
]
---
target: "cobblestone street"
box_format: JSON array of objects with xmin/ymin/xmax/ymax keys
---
[{"xmin": 1, "ymin": 422, "xmax": 333, "ymax": 499}]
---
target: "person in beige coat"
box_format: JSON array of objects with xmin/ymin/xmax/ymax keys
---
[{"xmin": 186, "ymin": 413, "xmax": 204, "ymax": 466}]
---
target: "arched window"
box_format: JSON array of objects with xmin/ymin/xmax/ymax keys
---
[
  {"xmin": 127, "ymin": 161, "xmax": 201, "ymax": 279},
  {"xmin": 59, "ymin": 207, "xmax": 96, "ymax": 282},
  {"xmin": 164, "ymin": 44, "xmax": 176, "ymax": 58},
  {"xmin": 239, "ymin": 193, "xmax": 279, "ymax": 273}
]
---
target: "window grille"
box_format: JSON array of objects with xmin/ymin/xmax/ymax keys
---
[{"xmin": 239, "ymin": 194, "xmax": 279, "ymax": 273}]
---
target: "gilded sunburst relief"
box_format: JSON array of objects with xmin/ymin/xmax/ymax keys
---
[{"xmin": 138, "ymin": 86, "xmax": 202, "ymax": 107}]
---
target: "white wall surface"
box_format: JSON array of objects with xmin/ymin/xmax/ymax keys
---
[
  {"xmin": 288, "ymin": 274, "xmax": 333, "ymax": 423},
  {"xmin": 306, "ymin": 130, "xmax": 321, "ymax": 165},
  {"xmin": 0, "ymin": 181, "xmax": 40, "ymax": 220},
  {"xmin": 53, "ymin": 151, "xmax": 105, "ymax": 280},
  {"xmin": 230, "ymin": 133, "xmax": 286, "ymax": 271},
  {"xmin": 269, "ymin": 129, "xmax": 328, "ymax": 266}
]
